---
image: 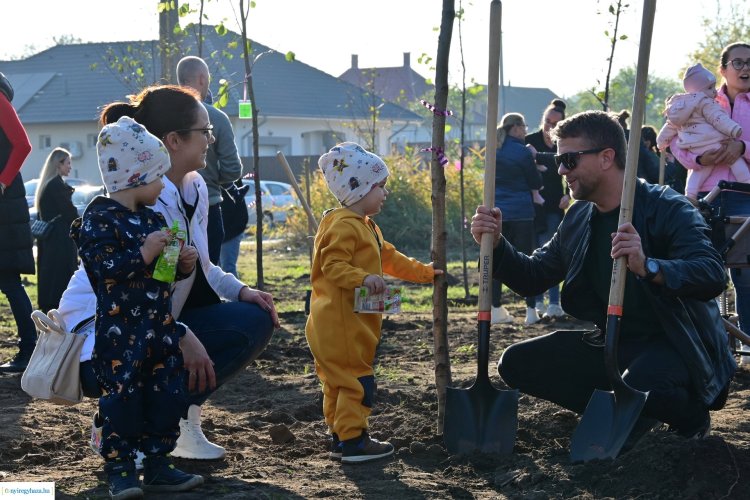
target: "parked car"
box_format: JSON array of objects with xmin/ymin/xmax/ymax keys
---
[
  {"xmin": 24, "ymin": 177, "xmax": 92, "ymax": 208},
  {"xmin": 26, "ymin": 181, "xmax": 104, "ymax": 223},
  {"xmin": 242, "ymin": 179, "xmax": 299, "ymax": 226},
  {"xmin": 71, "ymin": 184, "xmax": 106, "ymax": 216}
]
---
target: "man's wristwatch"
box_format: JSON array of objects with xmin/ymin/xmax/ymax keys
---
[{"xmin": 641, "ymin": 258, "xmax": 660, "ymax": 282}]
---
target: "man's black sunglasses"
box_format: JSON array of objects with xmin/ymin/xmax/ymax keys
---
[{"xmin": 554, "ymin": 147, "xmax": 608, "ymax": 170}]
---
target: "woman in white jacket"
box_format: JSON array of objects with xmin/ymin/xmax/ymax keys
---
[{"xmin": 59, "ymin": 85, "xmax": 278, "ymax": 462}]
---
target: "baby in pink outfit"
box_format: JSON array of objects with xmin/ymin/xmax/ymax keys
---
[{"xmin": 657, "ymin": 62, "xmax": 749, "ymax": 200}]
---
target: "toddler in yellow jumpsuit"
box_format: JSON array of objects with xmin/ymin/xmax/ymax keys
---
[{"xmin": 306, "ymin": 142, "xmax": 442, "ymax": 464}]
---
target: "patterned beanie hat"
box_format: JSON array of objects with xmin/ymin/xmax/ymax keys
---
[
  {"xmin": 96, "ymin": 116, "xmax": 170, "ymax": 193},
  {"xmin": 683, "ymin": 63, "xmax": 716, "ymax": 93},
  {"xmin": 318, "ymin": 142, "xmax": 389, "ymax": 207}
]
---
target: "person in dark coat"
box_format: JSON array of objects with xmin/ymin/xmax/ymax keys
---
[
  {"xmin": 218, "ymin": 179, "xmax": 250, "ymax": 278},
  {"xmin": 34, "ymin": 147, "xmax": 79, "ymax": 313},
  {"xmin": 0, "ymin": 72, "xmax": 37, "ymax": 373},
  {"xmin": 471, "ymin": 110, "xmax": 733, "ymax": 446},
  {"xmin": 526, "ymin": 99, "xmax": 569, "ymax": 319},
  {"xmin": 490, "ymin": 112, "xmax": 543, "ymax": 326}
]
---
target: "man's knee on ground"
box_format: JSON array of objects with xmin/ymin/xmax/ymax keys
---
[{"xmin": 497, "ymin": 344, "xmax": 525, "ymax": 389}]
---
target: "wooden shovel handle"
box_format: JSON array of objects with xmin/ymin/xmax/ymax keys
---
[
  {"xmin": 479, "ymin": 0, "xmax": 502, "ymax": 315},
  {"xmin": 608, "ymin": 0, "xmax": 656, "ymax": 311},
  {"xmin": 276, "ymin": 151, "xmax": 318, "ymax": 231}
]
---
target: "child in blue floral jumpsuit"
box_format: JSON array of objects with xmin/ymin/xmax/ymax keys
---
[{"xmin": 72, "ymin": 116, "xmax": 203, "ymax": 499}]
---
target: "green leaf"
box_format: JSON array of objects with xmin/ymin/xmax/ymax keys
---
[
  {"xmin": 251, "ymin": 1, "xmax": 256, "ymax": 7},
  {"xmin": 620, "ymin": 34, "xmax": 628, "ymax": 40},
  {"xmin": 285, "ymin": 51, "xmax": 296, "ymax": 62},
  {"xmin": 609, "ymin": 4, "xmax": 615, "ymax": 14},
  {"xmin": 215, "ymin": 24, "xmax": 227, "ymax": 36},
  {"xmin": 217, "ymin": 81, "xmax": 229, "ymax": 108},
  {"xmin": 445, "ymin": 124, "xmax": 452, "ymax": 133}
]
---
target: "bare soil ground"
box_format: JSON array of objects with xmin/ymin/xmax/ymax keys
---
[{"xmin": 2, "ymin": 283, "xmax": 750, "ymax": 499}]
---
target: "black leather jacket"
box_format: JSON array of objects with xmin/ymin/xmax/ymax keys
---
[{"xmin": 493, "ymin": 179, "xmax": 735, "ymax": 406}]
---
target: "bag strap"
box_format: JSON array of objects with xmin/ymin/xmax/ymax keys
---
[{"xmin": 30, "ymin": 309, "xmax": 68, "ymax": 336}]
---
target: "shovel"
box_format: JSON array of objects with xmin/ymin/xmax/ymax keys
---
[
  {"xmin": 444, "ymin": 0, "xmax": 518, "ymax": 455},
  {"xmin": 569, "ymin": 0, "xmax": 656, "ymax": 463}
]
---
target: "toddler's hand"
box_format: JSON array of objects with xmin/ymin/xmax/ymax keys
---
[
  {"xmin": 178, "ymin": 244, "xmax": 198, "ymax": 274},
  {"xmin": 428, "ymin": 262, "xmax": 444, "ymax": 277},
  {"xmin": 363, "ymin": 274, "xmax": 386, "ymax": 294},
  {"xmin": 141, "ymin": 230, "xmax": 169, "ymax": 264}
]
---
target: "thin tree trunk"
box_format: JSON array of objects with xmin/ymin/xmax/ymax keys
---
[
  {"xmin": 431, "ymin": 0, "xmax": 455, "ymax": 435},
  {"xmin": 158, "ymin": 0, "xmax": 179, "ymax": 83},
  {"xmin": 603, "ymin": 0, "xmax": 623, "ymax": 111},
  {"xmin": 239, "ymin": 0, "xmax": 264, "ymax": 289},
  {"xmin": 458, "ymin": 0, "xmax": 470, "ymax": 300}
]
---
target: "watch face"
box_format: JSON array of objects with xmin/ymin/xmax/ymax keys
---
[{"xmin": 647, "ymin": 259, "xmax": 659, "ymax": 274}]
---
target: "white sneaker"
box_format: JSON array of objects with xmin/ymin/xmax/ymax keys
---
[
  {"xmin": 491, "ymin": 306, "xmax": 513, "ymax": 324},
  {"xmin": 544, "ymin": 303, "xmax": 565, "ymax": 319},
  {"xmin": 535, "ymin": 300, "xmax": 546, "ymax": 316},
  {"xmin": 89, "ymin": 412, "xmax": 102, "ymax": 455},
  {"xmin": 172, "ymin": 405, "xmax": 226, "ymax": 459},
  {"xmin": 89, "ymin": 412, "xmax": 144, "ymax": 470},
  {"xmin": 524, "ymin": 307, "xmax": 541, "ymax": 325}
]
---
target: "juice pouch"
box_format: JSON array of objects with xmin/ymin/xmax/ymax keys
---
[{"xmin": 153, "ymin": 220, "xmax": 182, "ymax": 283}]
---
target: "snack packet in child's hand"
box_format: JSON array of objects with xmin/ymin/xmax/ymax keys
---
[
  {"xmin": 153, "ymin": 220, "xmax": 183, "ymax": 283},
  {"xmin": 353, "ymin": 286, "xmax": 402, "ymax": 314}
]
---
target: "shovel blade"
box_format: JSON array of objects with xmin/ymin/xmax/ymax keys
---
[
  {"xmin": 444, "ymin": 380, "xmax": 518, "ymax": 455},
  {"xmin": 569, "ymin": 387, "xmax": 648, "ymax": 462}
]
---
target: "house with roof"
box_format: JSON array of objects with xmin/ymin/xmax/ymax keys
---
[
  {"xmin": 339, "ymin": 52, "xmax": 560, "ymax": 148},
  {"xmin": 1, "ymin": 27, "xmax": 422, "ymax": 184}
]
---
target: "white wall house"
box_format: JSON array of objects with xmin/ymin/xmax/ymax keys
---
[{"xmin": 3, "ymin": 29, "xmax": 421, "ymax": 184}]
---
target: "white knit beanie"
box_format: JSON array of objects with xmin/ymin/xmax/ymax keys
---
[
  {"xmin": 683, "ymin": 63, "xmax": 717, "ymax": 93},
  {"xmin": 318, "ymin": 142, "xmax": 389, "ymax": 207},
  {"xmin": 96, "ymin": 116, "xmax": 170, "ymax": 193}
]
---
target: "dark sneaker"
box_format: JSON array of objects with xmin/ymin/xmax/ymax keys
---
[
  {"xmin": 104, "ymin": 459, "xmax": 143, "ymax": 500},
  {"xmin": 341, "ymin": 432, "xmax": 394, "ymax": 464},
  {"xmin": 142, "ymin": 454, "xmax": 203, "ymax": 492},
  {"xmin": 669, "ymin": 413, "xmax": 711, "ymax": 440},
  {"xmin": 329, "ymin": 433, "xmax": 343, "ymax": 460},
  {"xmin": 0, "ymin": 351, "xmax": 32, "ymax": 373}
]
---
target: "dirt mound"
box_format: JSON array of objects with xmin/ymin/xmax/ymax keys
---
[{"xmin": 1, "ymin": 305, "xmax": 749, "ymax": 498}]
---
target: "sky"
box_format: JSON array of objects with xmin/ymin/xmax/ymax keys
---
[{"xmin": 0, "ymin": 0, "xmax": 717, "ymax": 98}]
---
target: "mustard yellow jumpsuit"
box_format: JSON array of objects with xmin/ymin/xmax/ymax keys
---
[{"xmin": 305, "ymin": 208, "xmax": 435, "ymax": 441}]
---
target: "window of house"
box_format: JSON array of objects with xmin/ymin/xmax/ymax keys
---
[
  {"xmin": 87, "ymin": 134, "xmax": 97, "ymax": 148},
  {"xmin": 39, "ymin": 135, "xmax": 51, "ymax": 149}
]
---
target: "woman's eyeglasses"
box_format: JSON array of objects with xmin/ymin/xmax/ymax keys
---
[
  {"xmin": 554, "ymin": 147, "xmax": 607, "ymax": 171},
  {"xmin": 176, "ymin": 124, "xmax": 214, "ymax": 138},
  {"xmin": 729, "ymin": 58, "xmax": 750, "ymax": 71}
]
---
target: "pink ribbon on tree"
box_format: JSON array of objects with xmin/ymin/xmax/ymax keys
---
[
  {"xmin": 420, "ymin": 99, "xmax": 454, "ymax": 117},
  {"xmin": 421, "ymin": 147, "xmax": 449, "ymax": 167}
]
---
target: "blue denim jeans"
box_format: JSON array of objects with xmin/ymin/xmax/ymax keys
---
[
  {"xmin": 82, "ymin": 301, "xmax": 274, "ymax": 410},
  {"xmin": 706, "ymin": 190, "xmax": 750, "ymax": 331},
  {"xmin": 535, "ymin": 212, "xmax": 563, "ymax": 306},
  {"xmin": 207, "ymin": 203, "xmax": 225, "ymax": 265},
  {"xmin": 219, "ymin": 232, "xmax": 243, "ymax": 279},
  {"xmin": 0, "ymin": 270, "xmax": 36, "ymax": 354}
]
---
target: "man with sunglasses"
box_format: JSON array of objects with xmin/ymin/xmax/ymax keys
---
[
  {"xmin": 177, "ymin": 56, "xmax": 244, "ymax": 265},
  {"xmin": 470, "ymin": 110, "xmax": 735, "ymax": 446}
]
